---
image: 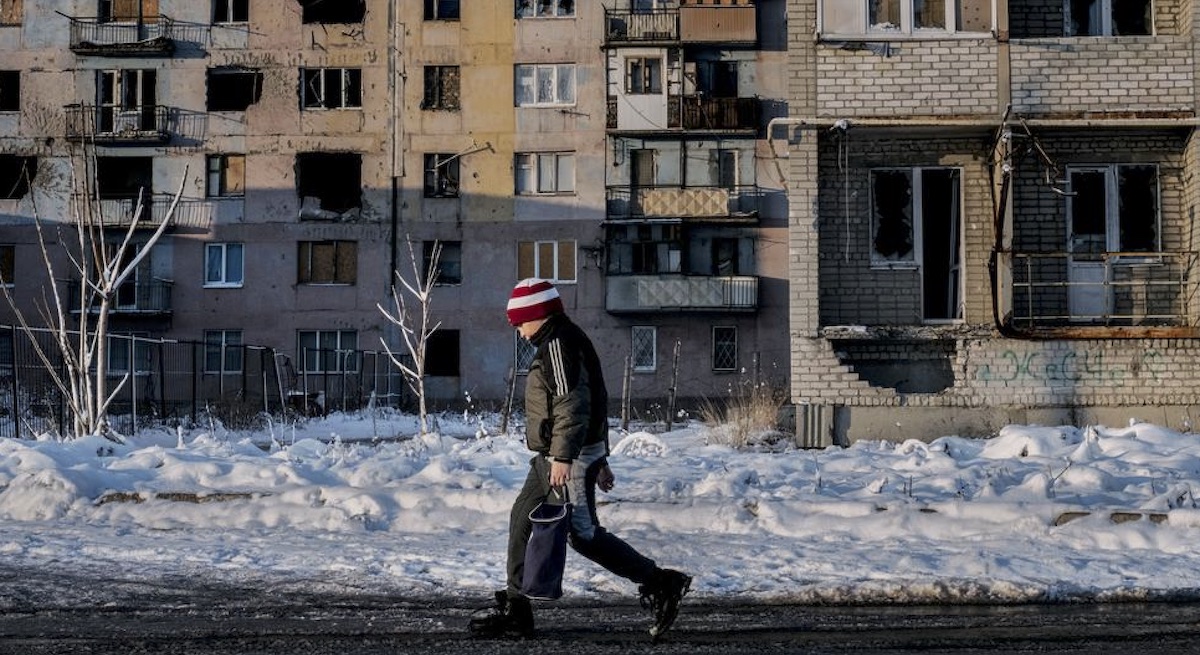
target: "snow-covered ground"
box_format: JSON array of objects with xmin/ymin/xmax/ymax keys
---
[{"xmin": 3, "ymin": 411, "xmax": 1200, "ymax": 604}]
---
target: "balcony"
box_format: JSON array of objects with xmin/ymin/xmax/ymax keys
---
[
  {"xmin": 681, "ymin": 96, "xmax": 760, "ymax": 131},
  {"xmin": 606, "ymin": 185, "xmax": 760, "ymax": 223},
  {"xmin": 606, "ymin": 275, "xmax": 758, "ymax": 313},
  {"xmin": 66, "ymin": 279, "xmax": 173, "ymax": 315},
  {"xmin": 1004, "ymin": 250, "xmax": 1200, "ymax": 336},
  {"xmin": 68, "ymin": 15, "xmax": 176, "ymax": 56},
  {"xmin": 680, "ymin": 3, "xmax": 756, "ymax": 44},
  {"xmin": 64, "ymin": 104, "xmax": 171, "ymax": 144},
  {"xmin": 605, "ymin": 8, "xmax": 678, "ymax": 44},
  {"xmin": 70, "ymin": 194, "xmax": 196, "ymax": 229}
]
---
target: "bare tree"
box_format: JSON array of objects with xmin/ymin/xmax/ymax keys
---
[
  {"xmin": 1, "ymin": 156, "xmax": 186, "ymax": 440},
  {"xmin": 378, "ymin": 238, "xmax": 442, "ymax": 436}
]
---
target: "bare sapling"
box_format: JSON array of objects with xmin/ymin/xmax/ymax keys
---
[{"xmin": 377, "ymin": 238, "xmax": 442, "ymax": 436}]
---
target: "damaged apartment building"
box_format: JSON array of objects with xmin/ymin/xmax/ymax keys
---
[
  {"xmin": 784, "ymin": 0, "xmax": 1200, "ymax": 443},
  {"xmin": 0, "ymin": 0, "xmax": 790, "ymax": 418}
]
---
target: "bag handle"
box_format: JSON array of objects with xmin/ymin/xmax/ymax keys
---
[{"xmin": 549, "ymin": 485, "xmax": 570, "ymax": 504}]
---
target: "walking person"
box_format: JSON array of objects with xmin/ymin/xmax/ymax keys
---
[{"xmin": 469, "ymin": 278, "xmax": 691, "ymax": 640}]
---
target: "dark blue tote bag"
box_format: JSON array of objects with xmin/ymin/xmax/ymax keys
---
[{"xmin": 520, "ymin": 487, "xmax": 571, "ymax": 600}]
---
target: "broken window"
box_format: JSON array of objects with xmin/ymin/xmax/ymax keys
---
[
  {"xmin": 515, "ymin": 152, "xmax": 575, "ymax": 195},
  {"xmin": 424, "ymin": 330, "xmax": 460, "ymax": 376},
  {"xmin": 1067, "ymin": 164, "xmax": 1160, "ymax": 253},
  {"xmin": 96, "ymin": 156, "xmax": 152, "ymax": 200},
  {"xmin": 822, "ymin": 0, "xmax": 991, "ymax": 35},
  {"xmin": 1068, "ymin": 0, "xmax": 1152, "ymax": 36},
  {"xmin": 295, "ymin": 152, "xmax": 362, "ymax": 215},
  {"xmin": 213, "ymin": 0, "xmax": 248, "ymax": 23},
  {"xmin": 712, "ymin": 237, "xmax": 740, "ymax": 276},
  {"xmin": 0, "ymin": 70, "xmax": 18, "ymax": 111},
  {"xmin": 871, "ymin": 169, "xmax": 915, "ymax": 263},
  {"xmin": 516, "ymin": 0, "xmax": 575, "ymax": 18},
  {"xmin": 99, "ymin": 0, "xmax": 158, "ymax": 23},
  {"xmin": 206, "ymin": 154, "xmax": 245, "ymax": 197},
  {"xmin": 0, "ymin": 244, "xmax": 12, "ymax": 285},
  {"xmin": 424, "ymin": 240, "xmax": 462, "ymax": 285},
  {"xmin": 625, "ymin": 57, "xmax": 663, "ymax": 95},
  {"xmin": 297, "ymin": 240, "xmax": 357, "ymax": 285},
  {"xmin": 98, "ymin": 69, "xmax": 156, "ymax": 132},
  {"xmin": 422, "ymin": 66, "xmax": 460, "ymax": 110},
  {"xmin": 300, "ymin": 0, "xmax": 364, "ymax": 24},
  {"xmin": 605, "ymin": 224, "xmax": 680, "ymax": 275},
  {"xmin": 297, "ymin": 329, "xmax": 358, "ymax": 373},
  {"xmin": 514, "ymin": 64, "xmax": 575, "ymax": 106},
  {"xmin": 711, "ymin": 326, "xmax": 737, "ymax": 372},
  {"xmin": 207, "ymin": 67, "xmax": 262, "ymax": 111},
  {"xmin": 0, "ymin": 0, "xmax": 22, "ymax": 26},
  {"xmin": 518, "ymin": 240, "xmax": 577, "ymax": 282},
  {"xmin": 302, "ymin": 68, "xmax": 362, "ymax": 109},
  {"xmin": 424, "ymin": 153, "xmax": 460, "ymax": 198},
  {"xmin": 425, "ymin": 0, "xmax": 460, "ymax": 20}
]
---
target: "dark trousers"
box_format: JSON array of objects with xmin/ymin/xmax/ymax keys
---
[{"xmin": 506, "ymin": 452, "xmax": 657, "ymax": 599}]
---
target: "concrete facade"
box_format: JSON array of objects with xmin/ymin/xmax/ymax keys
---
[{"xmin": 0, "ymin": 1, "xmax": 790, "ymax": 417}]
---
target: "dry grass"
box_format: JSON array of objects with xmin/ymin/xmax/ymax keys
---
[{"xmin": 700, "ymin": 380, "xmax": 789, "ymax": 450}]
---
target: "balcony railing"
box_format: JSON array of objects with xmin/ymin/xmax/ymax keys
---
[
  {"xmin": 606, "ymin": 185, "xmax": 760, "ymax": 222},
  {"xmin": 605, "ymin": 8, "xmax": 679, "ymax": 43},
  {"xmin": 1006, "ymin": 251, "xmax": 1200, "ymax": 328},
  {"xmin": 681, "ymin": 96, "xmax": 760, "ymax": 131},
  {"xmin": 70, "ymin": 194, "xmax": 195, "ymax": 229},
  {"xmin": 64, "ymin": 104, "xmax": 171, "ymax": 144},
  {"xmin": 68, "ymin": 15, "xmax": 176, "ymax": 56},
  {"xmin": 66, "ymin": 279, "xmax": 173, "ymax": 315},
  {"xmin": 606, "ymin": 275, "xmax": 758, "ymax": 313}
]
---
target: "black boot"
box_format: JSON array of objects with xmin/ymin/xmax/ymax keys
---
[
  {"xmin": 639, "ymin": 569, "xmax": 692, "ymax": 640},
  {"xmin": 468, "ymin": 591, "xmax": 535, "ymax": 639}
]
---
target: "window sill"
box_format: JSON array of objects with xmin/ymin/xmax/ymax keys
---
[
  {"xmin": 819, "ymin": 31, "xmax": 993, "ymax": 43},
  {"xmin": 203, "ymin": 283, "xmax": 244, "ymax": 289}
]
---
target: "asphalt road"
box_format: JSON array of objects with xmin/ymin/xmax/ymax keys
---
[{"xmin": 3, "ymin": 569, "xmax": 1200, "ymax": 654}]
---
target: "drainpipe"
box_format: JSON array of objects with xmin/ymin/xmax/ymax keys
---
[{"xmin": 388, "ymin": 3, "xmax": 406, "ymax": 288}]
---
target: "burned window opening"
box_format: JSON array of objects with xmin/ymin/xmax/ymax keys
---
[
  {"xmin": 872, "ymin": 170, "xmax": 914, "ymax": 261},
  {"xmin": 424, "ymin": 330, "xmax": 460, "ymax": 376},
  {"xmin": 0, "ymin": 70, "xmax": 18, "ymax": 111},
  {"xmin": 300, "ymin": 0, "xmax": 365, "ymax": 24},
  {"xmin": 0, "ymin": 155, "xmax": 35, "ymax": 199},
  {"xmin": 296, "ymin": 152, "xmax": 362, "ymax": 217},
  {"xmin": 422, "ymin": 66, "xmax": 460, "ymax": 111},
  {"xmin": 96, "ymin": 157, "xmax": 152, "ymax": 200},
  {"xmin": 423, "ymin": 153, "xmax": 460, "ymax": 198},
  {"xmin": 207, "ymin": 68, "xmax": 263, "ymax": 111}
]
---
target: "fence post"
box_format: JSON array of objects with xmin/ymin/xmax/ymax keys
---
[
  {"xmin": 666, "ymin": 340, "xmax": 680, "ymax": 432},
  {"xmin": 190, "ymin": 341, "xmax": 199, "ymax": 424},
  {"xmin": 9, "ymin": 326, "xmax": 19, "ymax": 440}
]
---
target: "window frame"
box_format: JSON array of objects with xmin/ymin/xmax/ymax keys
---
[
  {"xmin": 711, "ymin": 326, "xmax": 738, "ymax": 373},
  {"xmin": 204, "ymin": 329, "xmax": 244, "ymax": 374},
  {"xmin": 301, "ymin": 68, "xmax": 363, "ymax": 110},
  {"xmin": 869, "ymin": 166, "xmax": 962, "ymax": 270},
  {"xmin": 425, "ymin": 0, "xmax": 461, "ymax": 20},
  {"xmin": 1066, "ymin": 0, "xmax": 1154, "ymax": 36},
  {"xmin": 631, "ymin": 326, "xmax": 657, "ymax": 373},
  {"xmin": 625, "ymin": 57, "xmax": 663, "ymax": 95},
  {"xmin": 297, "ymin": 240, "xmax": 358, "ymax": 285},
  {"xmin": 206, "ymin": 154, "xmax": 245, "ymax": 198},
  {"xmin": 0, "ymin": 0, "xmax": 22, "ymax": 27},
  {"xmin": 819, "ymin": 0, "xmax": 994, "ymax": 38},
  {"xmin": 517, "ymin": 239, "xmax": 577, "ymax": 283},
  {"xmin": 422, "ymin": 65, "xmax": 461, "ymax": 111},
  {"xmin": 423, "ymin": 153, "xmax": 461, "ymax": 198},
  {"xmin": 1066, "ymin": 163, "xmax": 1161, "ymax": 257},
  {"xmin": 297, "ymin": 330, "xmax": 359, "ymax": 374},
  {"xmin": 515, "ymin": 64, "xmax": 576, "ymax": 107},
  {"xmin": 515, "ymin": 152, "xmax": 576, "ymax": 195},
  {"xmin": 204, "ymin": 242, "xmax": 245, "ymax": 288},
  {"xmin": 212, "ymin": 0, "xmax": 248, "ymax": 24},
  {"xmin": 424, "ymin": 240, "xmax": 463, "ymax": 285},
  {"xmin": 516, "ymin": 0, "xmax": 575, "ymax": 18},
  {"xmin": 106, "ymin": 333, "xmax": 152, "ymax": 377}
]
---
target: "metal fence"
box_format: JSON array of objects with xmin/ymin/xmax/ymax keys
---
[{"xmin": 0, "ymin": 325, "xmax": 411, "ymax": 439}]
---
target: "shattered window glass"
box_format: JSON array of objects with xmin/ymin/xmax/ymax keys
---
[{"xmin": 871, "ymin": 169, "xmax": 915, "ymax": 262}]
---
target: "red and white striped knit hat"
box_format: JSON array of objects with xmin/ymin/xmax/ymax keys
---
[{"xmin": 506, "ymin": 278, "xmax": 564, "ymax": 326}]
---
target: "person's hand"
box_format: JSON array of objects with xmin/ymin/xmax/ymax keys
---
[
  {"xmin": 597, "ymin": 464, "xmax": 615, "ymax": 493},
  {"xmin": 550, "ymin": 460, "xmax": 571, "ymax": 487}
]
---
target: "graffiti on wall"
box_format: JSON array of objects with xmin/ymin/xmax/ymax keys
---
[{"xmin": 975, "ymin": 349, "xmax": 1165, "ymax": 384}]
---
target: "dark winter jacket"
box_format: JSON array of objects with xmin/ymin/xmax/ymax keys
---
[{"xmin": 524, "ymin": 313, "xmax": 609, "ymax": 461}]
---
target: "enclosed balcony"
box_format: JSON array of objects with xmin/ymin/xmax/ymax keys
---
[
  {"xmin": 67, "ymin": 15, "xmax": 176, "ymax": 57},
  {"xmin": 605, "ymin": 8, "xmax": 678, "ymax": 44},
  {"xmin": 64, "ymin": 104, "xmax": 171, "ymax": 144},
  {"xmin": 66, "ymin": 279, "xmax": 173, "ymax": 315},
  {"xmin": 680, "ymin": 1, "xmax": 756, "ymax": 44},
  {"xmin": 606, "ymin": 185, "xmax": 760, "ymax": 223},
  {"xmin": 606, "ymin": 275, "xmax": 758, "ymax": 313}
]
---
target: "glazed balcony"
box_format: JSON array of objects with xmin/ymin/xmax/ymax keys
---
[
  {"xmin": 606, "ymin": 185, "xmax": 760, "ymax": 223},
  {"xmin": 606, "ymin": 275, "xmax": 758, "ymax": 313},
  {"xmin": 67, "ymin": 15, "xmax": 176, "ymax": 56},
  {"xmin": 64, "ymin": 104, "xmax": 171, "ymax": 144}
]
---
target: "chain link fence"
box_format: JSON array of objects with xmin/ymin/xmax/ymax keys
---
[{"xmin": 0, "ymin": 325, "xmax": 412, "ymax": 439}]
